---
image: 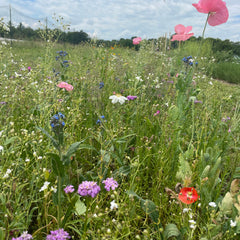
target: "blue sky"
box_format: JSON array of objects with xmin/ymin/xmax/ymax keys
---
[{"xmin": 1, "ymin": 0, "xmax": 240, "ymax": 42}]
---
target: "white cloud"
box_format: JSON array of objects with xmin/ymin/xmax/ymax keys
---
[{"xmin": 0, "ymin": 0, "xmax": 239, "ymax": 41}]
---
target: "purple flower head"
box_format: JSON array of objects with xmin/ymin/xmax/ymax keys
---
[
  {"xmin": 102, "ymin": 177, "xmax": 119, "ymax": 191},
  {"xmin": 78, "ymin": 181, "xmax": 101, "ymax": 198},
  {"xmin": 194, "ymin": 100, "xmax": 203, "ymax": 104},
  {"xmin": 127, "ymin": 95, "xmax": 137, "ymax": 101},
  {"xmin": 12, "ymin": 231, "xmax": 32, "ymax": 240},
  {"xmin": 64, "ymin": 185, "xmax": 75, "ymax": 194},
  {"xmin": 28, "ymin": 66, "xmax": 31, "ymax": 71},
  {"xmin": 46, "ymin": 229, "xmax": 70, "ymax": 240}
]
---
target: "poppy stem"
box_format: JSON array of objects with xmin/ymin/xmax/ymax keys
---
[{"xmin": 201, "ymin": 13, "xmax": 210, "ymax": 40}]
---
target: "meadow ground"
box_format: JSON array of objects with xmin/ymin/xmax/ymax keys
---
[{"xmin": 0, "ymin": 39, "xmax": 240, "ymax": 240}]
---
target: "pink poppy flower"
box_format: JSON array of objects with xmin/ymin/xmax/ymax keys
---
[
  {"xmin": 171, "ymin": 24, "xmax": 194, "ymax": 41},
  {"xmin": 57, "ymin": 81, "xmax": 73, "ymax": 91},
  {"xmin": 133, "ymin": 37, "xmax": 142, "ymax": 45},
  {"xmin": 192, "ymin": 0, "xmax": 229, "ymax": 26}
]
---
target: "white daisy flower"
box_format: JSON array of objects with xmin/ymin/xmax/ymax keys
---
[{"xmin": 109, "ymin": 94, "xmax": 128, "ymax": 104}]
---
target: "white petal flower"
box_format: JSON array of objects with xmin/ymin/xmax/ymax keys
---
[
  {"xmin": 110, "ymin": 200, "xmax": 118, "ymax": 210},
  {"xmin": 230, "ymin": 219, "xmax": 237, "ymax": 227},
  {"xmin": 0, "ymin": 146, "xmax": 4, "ymax": 152},
  {"xmin": 109, "ymin": 94, "xmax": 128, "ymax": 105},
  {"xmin": 209, "ymin": 202, "xmax": 217, "ymax": 207},
  {"xmin": 39, "ymin": 181, "xmax": 50, "ymax": 192},
  {"xmin": 183, "ymin": 208, "xmax": 190, "ymax": 213}
]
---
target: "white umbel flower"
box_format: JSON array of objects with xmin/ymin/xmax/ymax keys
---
[{"xmin": 109, "ymin": 94, "xmax": 128, "ymax": 104}]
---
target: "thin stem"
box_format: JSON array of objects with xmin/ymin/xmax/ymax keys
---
[
  {"xmin": 57, "ymin": 176, "xmax": 62, "ymax": 228},
  {"xmin": 82, "ymin": 199, "xmax": 90, "ymax": 239}
]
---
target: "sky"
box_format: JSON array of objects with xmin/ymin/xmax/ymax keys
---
[{"xmin": 0, "ymin": 0, "xmax": 240, "ymax": 42}]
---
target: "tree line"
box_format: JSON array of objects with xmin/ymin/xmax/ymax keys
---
[{"xmin": 0, "ymin": 21, "xmax": 239, "ymax": 56}]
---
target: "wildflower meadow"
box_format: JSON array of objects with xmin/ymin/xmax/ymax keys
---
[{"xmin": 0, "ymin": 0, "xmax": 240, "ymax": 239}]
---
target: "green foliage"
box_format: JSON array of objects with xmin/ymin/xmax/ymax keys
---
[{"xmin": 0, "ymin": 35, "xmax": 239, "ymax": 239}]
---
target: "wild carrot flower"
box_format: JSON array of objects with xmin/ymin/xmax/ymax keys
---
[
  {"xmin": 171, "ymin": 24, "xmax": 194, "ymax": 41},
  {"xmin": 64, "ymin": 185, "xmax": 75, "ymax": 194},
  {"xmin": 192, "ymin": 0, "xmax": 229, "ymax": 26},
  {"xmin": 77, "ymin": 181, "xmax": 101, "ymax": 198},
  {"xmin": 133, "ymin": 37, "xmax": 142, "ymax": 45},
  {"xmin": 46, "ymin": 228, "xmax": 70, "ymax": 240},
  {"xmin": 178, "ymin": 187, "xmax": 199, "ymax": 204},
  {"xmin": 102, "ymin": 177, "xmax": 118, "ymax": 191}
]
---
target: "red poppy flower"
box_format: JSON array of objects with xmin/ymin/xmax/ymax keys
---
[
  {"xmin": 178, "ymin": 187, "xmax": 199, "ymax": 204},
  {"xmin": 171, "ymin": 24, "xmax": 194, "ymax": 42},
  {"xmin": 192, "ymin": 0, "xmax": 229, "ymax": 26},
  {"xmin": 133, "ymin": 37, "xmax": 142, "ymax": 45}
]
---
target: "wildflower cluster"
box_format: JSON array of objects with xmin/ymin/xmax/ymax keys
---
[
  {"xmin": 182, "ymin": 56, "xmax": 198, "ymax": 66},
  {"xmin": 46, "ymin": 228, "xmax": 70, "ymax": 240},
  {"xmin": 64, "ymin": 178, "xmax": 119, "ymax": 198},
  {"xmin": 56, "ymin": 51, "xmax": 69, "ymax": 68},
  {"xmin": 96, "ymin": 115, "xmax": 106, "ymax": 124},
  {"xmin": 50, "ymin": 112, "xmax": 65, "ymax": 137},
  {"xmin": 12, "ymin": 231, "xmax": 32, "ymax": 240}
]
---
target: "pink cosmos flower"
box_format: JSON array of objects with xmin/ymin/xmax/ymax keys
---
[
  {"xmin": 171, "ymin": 24, "xmax": 194, "ymax": 41},
  {"xmin": 133, "ymin": 37, "xmax": 142, "ymax": 45},
  {"xmin": 57, "ymin": 81, "xmax": 73, "ymax": 91},
  {"xmin": 192, "ymin": 0, "xmax": 229, "ymax": 26}
]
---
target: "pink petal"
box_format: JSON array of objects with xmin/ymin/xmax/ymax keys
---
[
  {"xmin": 65, "ymin": 84, "xmax": 73, "ymax": 91},
  {"xmin": 174, "ymin": 24, "xmax": 185, "ymax": 35},
  {"xmin": 57, "ymin": 81, "xmax": 68, "ymax": 88},
  {"xmin": 208, "ymin": 2, "xmax": 229, "ymax": 26},
  {"xmin": 193, "ymin": 0, "xmax": 229, "ymax": 26},
  {"xmin": 133, "ymin": 37, "xmax": 142, "ymax": 45},
  {"xmin": 184, "ymin": 26, "xmax": 192, "ymax": 34}
]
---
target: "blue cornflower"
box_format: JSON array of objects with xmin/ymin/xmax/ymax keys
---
[{"xmin": 96, "ymin": 115, "xmax": 106, "ymax": 124}]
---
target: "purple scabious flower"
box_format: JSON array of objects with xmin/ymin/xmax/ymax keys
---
[
  {"xmin": 64, "ymin": 185, "xmax": 75, "ymax": 194},
  {"xmin": 127, "ymin": 95, "xmax": 137, "ymax": 101},
  {"xmin": 77, "ymin": 181, "xmax": 101, "ymax": 198},
  {"xmin": 12, "ymin": 231, "xmax": 32, "ymax": 240},
  {"xmin": 46, "ymin": 229, "xmax": 70, "ymax": 240},
  {"xmin": 102, "ymin": 177, "xmax": 118, "ymax": 191}
]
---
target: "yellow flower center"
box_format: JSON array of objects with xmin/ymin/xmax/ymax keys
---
[{"xmin": 116, "ymin": 94, "xmax": 122, "ymax": 97}]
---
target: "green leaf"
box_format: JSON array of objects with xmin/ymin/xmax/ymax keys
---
[
  {"xmin": 233, "ymin": 167, "xmax": 240, "ymax": 179},
  {"xmin": 47, "ymin": 153, "xmax": 65, "ymax": 177},
  {"xmin": 62, "ymin": 142, "xmax": 97, "ymax": 165},
  {"xmin": 126, "ymin": 190, "xmax": 160, "ymax": 226},
  {"xmin": 163, "ymin": 223, "xmax": 181, "ymax": 239},
  {"xmin": 75, "ymin": 198, "xmax": 86, "ymax": 216},
  {"xmin": 37, "ymin": 126, "xmax": 60, "ymax": 151},
  {"xmin": 0, "ymin": 227, "xmax": 5, "ymax": 240},
  {"xmin": 140, "ymin": 199, "xmax": 159, "ymax": 224}
]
